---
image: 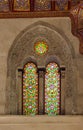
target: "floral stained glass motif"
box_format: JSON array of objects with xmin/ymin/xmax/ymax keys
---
[
  {"xmin": 55, "ymin": 0, "xmax": 68, "ymax": 11},
  {"xmin": 34, "ymin": 0, "xmax": 51, "ymax": 11},
  {"xmin": 34, "ymin": 41, "xmax": 48, "ymax": 55},
  {"xmin": 23, "ymin": 63, "xmax": 38, "ymax": 115},
  {"xmin": 0, "ymin": 0, "xmax": 9, "ymax": 12},
  {"xmin": 13, "ymin": 0, "xmax": 30, "ymax": 11},
  {"xmin": 45, "ymin": 63, "xmax": 60, "ymax": 115}
]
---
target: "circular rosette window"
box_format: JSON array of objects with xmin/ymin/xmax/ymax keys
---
[{"xmin": 34, "ymin": 41, "xmax": 48, "ymax": 55}]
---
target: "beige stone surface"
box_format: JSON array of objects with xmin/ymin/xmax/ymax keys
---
[
  {"xmin": 0, "ymin": 17, "xmax": 82, "ymax": 114},
  {"xmin": 0, "ymin": 116, "xmax": 83, "ymax": 130},
  {"xmin": 77, "ymin": 95, "xmax": 83, "ymax": 114}
]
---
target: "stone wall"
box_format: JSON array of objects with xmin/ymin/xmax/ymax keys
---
[
  {"xmin": 0, "ymin": 17, "xmax": 83, "ymax": 115},
  {"xmin": 0, "ymin": 116, "xmax": 83, "ymax": 130}
]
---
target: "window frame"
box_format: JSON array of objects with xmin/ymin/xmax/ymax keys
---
[{"xmin": 17, "ymin": 61, "xmax": 66, "ymax": 115}]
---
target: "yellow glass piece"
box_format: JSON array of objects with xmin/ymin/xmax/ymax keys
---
[{"xmin": 34, "ymin": 41, "xmax": 48, "ymax": 55}]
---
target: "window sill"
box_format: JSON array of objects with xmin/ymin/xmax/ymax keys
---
[{"xmin": 0, "ymin": 115, "xmax": 83, "ymax": 130}]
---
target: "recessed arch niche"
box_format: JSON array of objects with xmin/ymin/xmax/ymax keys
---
[{"xmin": 6, "ymin": 21, "xmax": 77, "ymax": 115}]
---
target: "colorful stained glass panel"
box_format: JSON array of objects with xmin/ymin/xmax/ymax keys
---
[
  {"xmin": 23, "ymin": 63, "xmax": 38, "ymax": 115},
  {"xmin": 0, "ymin": 0, "xmax": 9, "ymax": 12},
  {"xmin": 45, "ymin": 63, "xmax": 60, "ymax": 115},
  {"xmin": 13, "ymin": 0, "xmax": 30, "ymax": 11},
  {"xmin": 34, "ymin": 0, "xmax": 51, "ymax": 11},
  {"xmin": 55, "ymin": 0, "xmax": 68, "ymax": 11},
  {"xmin": 34, "ymin": 41, "xmax": 48, "ymax": 55}
]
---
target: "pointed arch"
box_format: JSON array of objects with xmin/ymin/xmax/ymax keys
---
[{"xmin": 6, "ymin": 21, "xmax": 77, "ymax": 115}]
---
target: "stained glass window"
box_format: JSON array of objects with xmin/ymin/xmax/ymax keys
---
[
  {"xmin": 34, "ymin": 0, "xmax": 51, "ymax": 11},
  {"xmin": 23, "ymin": 63, "xmax": 38, "ymax": 115},
  {"xmin": 0, "ymin": 0, "xmax": 9, "ymax": 12},
  {"xmin": 34, "ymin": 41, "xmax": 48, "ymax": 55},
  {"xmin": 45, "ymin": 63, "xmax": 60, "ymax": 115},
  {"xmin": 55, "ymin": 0, "xmax": 68, "ymax": 11},
  {"xmin": 13, "ymin": 0, "xmax": 30, "ymax": 11}
]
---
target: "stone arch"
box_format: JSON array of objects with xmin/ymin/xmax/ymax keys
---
[{"xmin": 6, "ymin": 21, "xmax": 77, "ymax": 115}]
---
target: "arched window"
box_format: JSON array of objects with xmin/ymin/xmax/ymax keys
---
[
  {"xmin": 23, "ymin": 63, "xmax": 38, "ymax": 115},
  {"xmin": 23, "ymin": 62, "xmax": 60, "ymax": 115},
  {"xmin": 45, "ymin": 63, "xmax": 60, "ymax": 115}
]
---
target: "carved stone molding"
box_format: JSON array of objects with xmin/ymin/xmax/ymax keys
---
[
  {"xmin": 6, "ymin": 21, "xmax": 78, "ymax": 115},
  {"xmin": 0, "ymin": 1, "xmax": 83, "ymax": 54}
]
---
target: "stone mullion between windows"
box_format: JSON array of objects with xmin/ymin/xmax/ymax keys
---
[{"xmin": 38, "ymin": 69, "xmax": 45, "ymax": 115}]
